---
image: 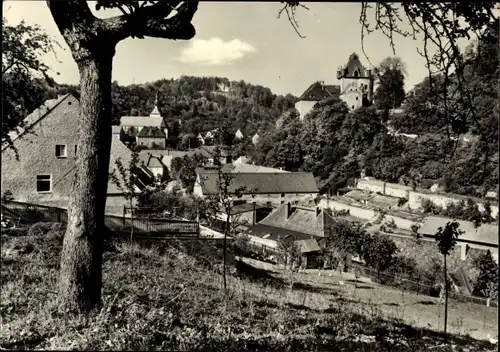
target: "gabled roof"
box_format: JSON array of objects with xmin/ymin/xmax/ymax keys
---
[
  {"xmin": 298, "ymin": 82, "xmax": 341, "ymax": 101},
  {"xmin": 246, "ymin": 223, "xmax": 321, "ymax": 253},
  {"xmin": 3, "ymin": 93, "xmax": 72, "ymax": 149},
  {"xmin": 120, "ymin": 115, "xmax": 166, "ymax": 128},
  {"xmin": 137, "ymin": 126, "xmax": 166, "ymax": 138},
  {"xmin": 339, "ymin": 53, "xmax": 370, "ymax": 78},
  {"xmin": 259, "ymin": 203, "xmax": 333, "ymax": 237},
  {"xmin": 196, "ymin": 172, "xmax": 318, "ymax": 195}
]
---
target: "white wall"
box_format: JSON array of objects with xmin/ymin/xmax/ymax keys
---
[
  {"xmin": 295, "ymin": 100, "xmax": 318, "ymax": 121},
  {"xmin": 385, "ymin": 183, "xmax": 412, "ymax": 199},
  {"xmin": 357, "ymin": 179, "xmax": 385, "ymax": 194}
]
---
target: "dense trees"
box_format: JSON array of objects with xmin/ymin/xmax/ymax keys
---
[{"xmin": 46, "ymin": 76, "xmax": 296, "ymax": 140}]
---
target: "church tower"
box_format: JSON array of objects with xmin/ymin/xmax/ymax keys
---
[{"xmin": 336, "ymin": 53, "xmax": 374, "ymax": 111}]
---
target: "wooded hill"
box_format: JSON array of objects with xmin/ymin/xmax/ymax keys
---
[{"xmin": 44, "ymin": 76, "xmax": 297, "ymax": 138}]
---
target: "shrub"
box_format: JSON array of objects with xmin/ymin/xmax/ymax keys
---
[
  {"xmin": 27, "ymin": 222, "xmax": 57, "ymax": 237},
  {"xmin": 473, "ymin": 250, "xmax": 499, "ymax": 298},
  {"xmin": 421, "ymin": 199, "xmax": 442, "ymax": 214},
  {"xmin": 397, "ymin": 197, "xmax": 407, "ymax": 207}
]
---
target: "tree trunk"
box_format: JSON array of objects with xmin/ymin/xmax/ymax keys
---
[
  {"xmin": 223, "ymin": 213, "xmax": 230, "ymax": 291},
  {"xmin": 58, "ymin": 50, "xmax": 114, "ymax": 312},
  {"xmin": 444, "ymin": 254, "xmax": 448, "ymax": 335}
]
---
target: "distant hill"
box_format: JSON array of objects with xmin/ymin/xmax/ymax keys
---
[{"xmin": 44, "ymin": 76, "xmax": 297, "ymax": 138}]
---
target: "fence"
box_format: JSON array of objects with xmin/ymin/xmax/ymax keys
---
[
  {"xmin": 2, "ymin": 200, "xmax": 199, "ymax": 239},
  {"xmin": 349, "ymin": 261, "xmax": 498, "ymax": 308}
]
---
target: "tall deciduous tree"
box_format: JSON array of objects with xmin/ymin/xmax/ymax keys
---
[
  {"xmin": 46, "ymin": 0, "xmax": 198, "ymax": 311},
  {"xmin": 374, "ymin": 57, "xmax": 407, "ymax": 111},
  {"xmin": 434, "ymin": 221, "xmax": 462, "ymax": 335}
]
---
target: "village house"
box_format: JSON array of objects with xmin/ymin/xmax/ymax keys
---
[
  {"xmin": 193, "ymin": 168, "xmax": 319, "ymax": 205},
  {"xmin": 244, "ymin": 203, "xmax": 335, "ymax": 268},
  {"xmin": 1, "ymin": 93, "xmax": 155, "ymax": 214},
  {"xmin": 120, "ymin": 96, "xmax": 168, "ymax": 143},
  {"xmin": 136, "ymin": 126, "xmax": 167, "ymax": 149},
  {"xmin": 252, "ymin": 132, "xmax": 260, "ymax": 146},
  {"xmin": 138, "ymin": 150, "xmax": 168, "ymax": 181},
  {"xmin": 295, "ymin": 53, "xmax": 375, "ymax": 120}
]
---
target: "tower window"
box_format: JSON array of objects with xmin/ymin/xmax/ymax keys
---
[
  {"xmin": 354, "ymin": 70, "xmax": 359, "ymax": 77},
  {"xmin": 356, "ymin": 97, "xmax": 359, "ymax": 101}
]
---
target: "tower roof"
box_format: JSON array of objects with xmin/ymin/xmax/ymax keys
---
[{"xmin": 338, "ymin": 52, "xmax": 371, "ymax": 78}]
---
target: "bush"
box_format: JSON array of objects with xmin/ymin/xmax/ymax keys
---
[
  {"xmin": 397, "ymin": 197, "xmax": 407, "ymax": 207},
  {"xmin": 27, "ymin": 222, "xmax": 58, "ymax": 237}
]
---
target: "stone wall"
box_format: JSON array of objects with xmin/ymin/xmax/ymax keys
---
[
  {"xmin": 408, "ymin": 191, "xmax": 499, "ymax": 219},
  {"xmin": 317, "ymin": 199, "xmax": 376, "ymax": 220},
  {"xmin": 385, "ymin": 183, "xmax": 412, "ymax": 199},
  {"xmin": 356, "ymin": 179, "xmax": 385, "ymax": 194}
]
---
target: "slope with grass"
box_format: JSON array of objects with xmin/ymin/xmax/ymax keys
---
[{"xmin": 0, "ymin": 223, "xmax": 498, "ymax": 351}]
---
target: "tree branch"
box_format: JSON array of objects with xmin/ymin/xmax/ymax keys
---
[{"xmin": 104, "ymin": 1, "xmax": 198, "ymax": 42}]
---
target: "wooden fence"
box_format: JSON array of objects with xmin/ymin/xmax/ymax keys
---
[{"xmin": 1, "ymin": 200, "xmax": 199, "ymax": 239}]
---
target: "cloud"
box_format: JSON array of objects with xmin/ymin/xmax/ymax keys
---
[{"xmin": 178, "ymin": 37, "xmax": 256, "ymax": 66}]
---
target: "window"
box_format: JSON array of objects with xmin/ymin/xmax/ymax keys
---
[
  {"xmin": 280, "ymin": 193, "xmax": 285, "ymax": 197},
  {"xmin": 352, "ymin": 105, "xmax": 355, "ymax": 109},
  {"xmin": 356, "ymin": 97, "xmax": 359, "ymax": 101},
  {"xmin": 354, "ymin": 70, "xmax": 359, "ymax": 77},
  {"xmin": 55, "ymin": 144, "xmax": 67, "ymax": 158},
  {"xmin": 36, "ymin": 175, "xmax": 52, "ymax": 193},
  {"xmin": 74, "ymin": 145, "xmax": 78, "ymax": 156}
]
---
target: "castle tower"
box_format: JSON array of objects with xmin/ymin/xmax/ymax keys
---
[{"xmin": 337, "ymin": 53, "xmax": 374, "ymax": 111}]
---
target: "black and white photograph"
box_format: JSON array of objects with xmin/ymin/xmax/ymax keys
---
[{"xmin": 1, "ymin": 1, "xmax": 499, "ymax": 350}]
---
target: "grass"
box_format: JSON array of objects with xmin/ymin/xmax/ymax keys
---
[{"xmin": 1, "ymin": 223, "xmax": 498, "ymax": 351}]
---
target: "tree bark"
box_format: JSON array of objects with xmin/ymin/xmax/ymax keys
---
[{"xmin": 59, "ymin": 47, "xmax": 115, "ymax": 312}]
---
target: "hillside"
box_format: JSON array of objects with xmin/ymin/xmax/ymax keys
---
[
  {"xmin": 1, "ymin": 225, "xmax": 497, "ymax": 351},
  {"xmin": 45, "ymin": 76, "xmax": 297, "ymax": 138}
]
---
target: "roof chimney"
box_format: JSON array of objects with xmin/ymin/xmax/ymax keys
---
[{"xmin": 285, "ymin": 202, "xmax": 291, "ymax": 220}]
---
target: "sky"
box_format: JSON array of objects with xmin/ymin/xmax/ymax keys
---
[{"xmin": 2, "ymin": 1, "xmax": 468, "ymax": 97}]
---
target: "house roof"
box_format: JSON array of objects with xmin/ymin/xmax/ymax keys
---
[
  {"xmin": 296, "ymin": 238, "xmax": 322, "ymax": 253},
  {"xmin": 345, "ymin": 189, "xmax": 374, "ymax": 202},
  {"xmin": 112, "ymin": 126, "xmax": 122, "ymax": 134},
  {"xmin": 120, "ymin": 115, "xmax": 166, "ymax": 128},
  {"xmin": 228, "ymin": 163, "xmax": 289, "ymax": 173},
  {"xmin": 196, "ymin": 172, "xmax": 318, "ymax": 195},
  {"xmin": 298, "ymin": 81, "xmax": 341, "ymax": 101},
  {"xmin": 246, "ymin": 223, "xmax": 321, "ymax": 253},
  {"xmin": 4, "ymin": 93, "xmax": 72, "ymax": 148},
  {"xmin": 148, "ymin": 155, "xmax": 164, "ymax": 169},
  {"xmin": 419, "ymin": 216, "xmax": 498, "ymax": 246},
  {"xmin": 137, "ymin": 126, "xmax": 166, "ymax": 138},
  {"xmin": 108, "ymin": 134, "xmax": 138, "ymax": 194},
  {"xmin": 259, "ymin": 203, "xmax": 332, "ymax": 237}
]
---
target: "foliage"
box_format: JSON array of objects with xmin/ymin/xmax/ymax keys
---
[
  {"xmin": 2, "ymin": 19, "xmax": 59, "ymax": 155},
  {"xmin": 361, "ymin": 234, "xmax": 399, "ymax": 277},
  {"xmin": 374, "ymin": 57, "xmax": 406, "ymax": 111},
  {"xmin": 472, "ymin": 250, "xmax": 499, "ymax": 299},
  {"xmin": 170, "ymin": 154, "xmax": 208, "ymax": 193},
  {"xmin": 137, "ymin": 189, "xmax": 203, "ymax": 221},
  {"xmin": 421, "ymin": 198, "xmax": 494, "ymax": 226},
  {"xmin": 109, "ymin": 152, "xmax": 141, "ymax": 205},
  {"xmin": 325, "ymin": 220, "xmax": 368, "ymax": 271},
  {"xmin": 276, "ymin": 238, "xmax": 301, "ymax": 272},
  {"xmin": 435, "ymin": 221, "xmax": 462, "ymax": 257},
  {"xmin": 49, "ymin": 76, "xmax": 296, "ymax": 141}
]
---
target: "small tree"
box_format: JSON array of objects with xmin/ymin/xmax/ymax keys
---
[
  {"xmin": 473, "ymin": 250, "xmax": 499, "ymax": 300},
  {"xmin": 326, "ymin": 220, "xmax": 368, "ymax": 272},
  {"xmin": 203, "ymin": 168, "xmax": 249, "ymax": 291},
  {"xmin": 276, "ymin": 237, "xmax": 301, "ymax": 271},
  {"xmin": 109, "ymin": 152, "xmax": 141, "ymax": 242},
  {"xmin": 435, "ymin": 221, "xmax": 463, "ymax": 335},
  {"xmin": 361, "ymin": 234, "xmax": 399, "ymax": 282}
]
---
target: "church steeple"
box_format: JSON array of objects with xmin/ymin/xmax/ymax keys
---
[{"xmin": 150, "ymin": 90, "xmax": 161, "ymax": 117}]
